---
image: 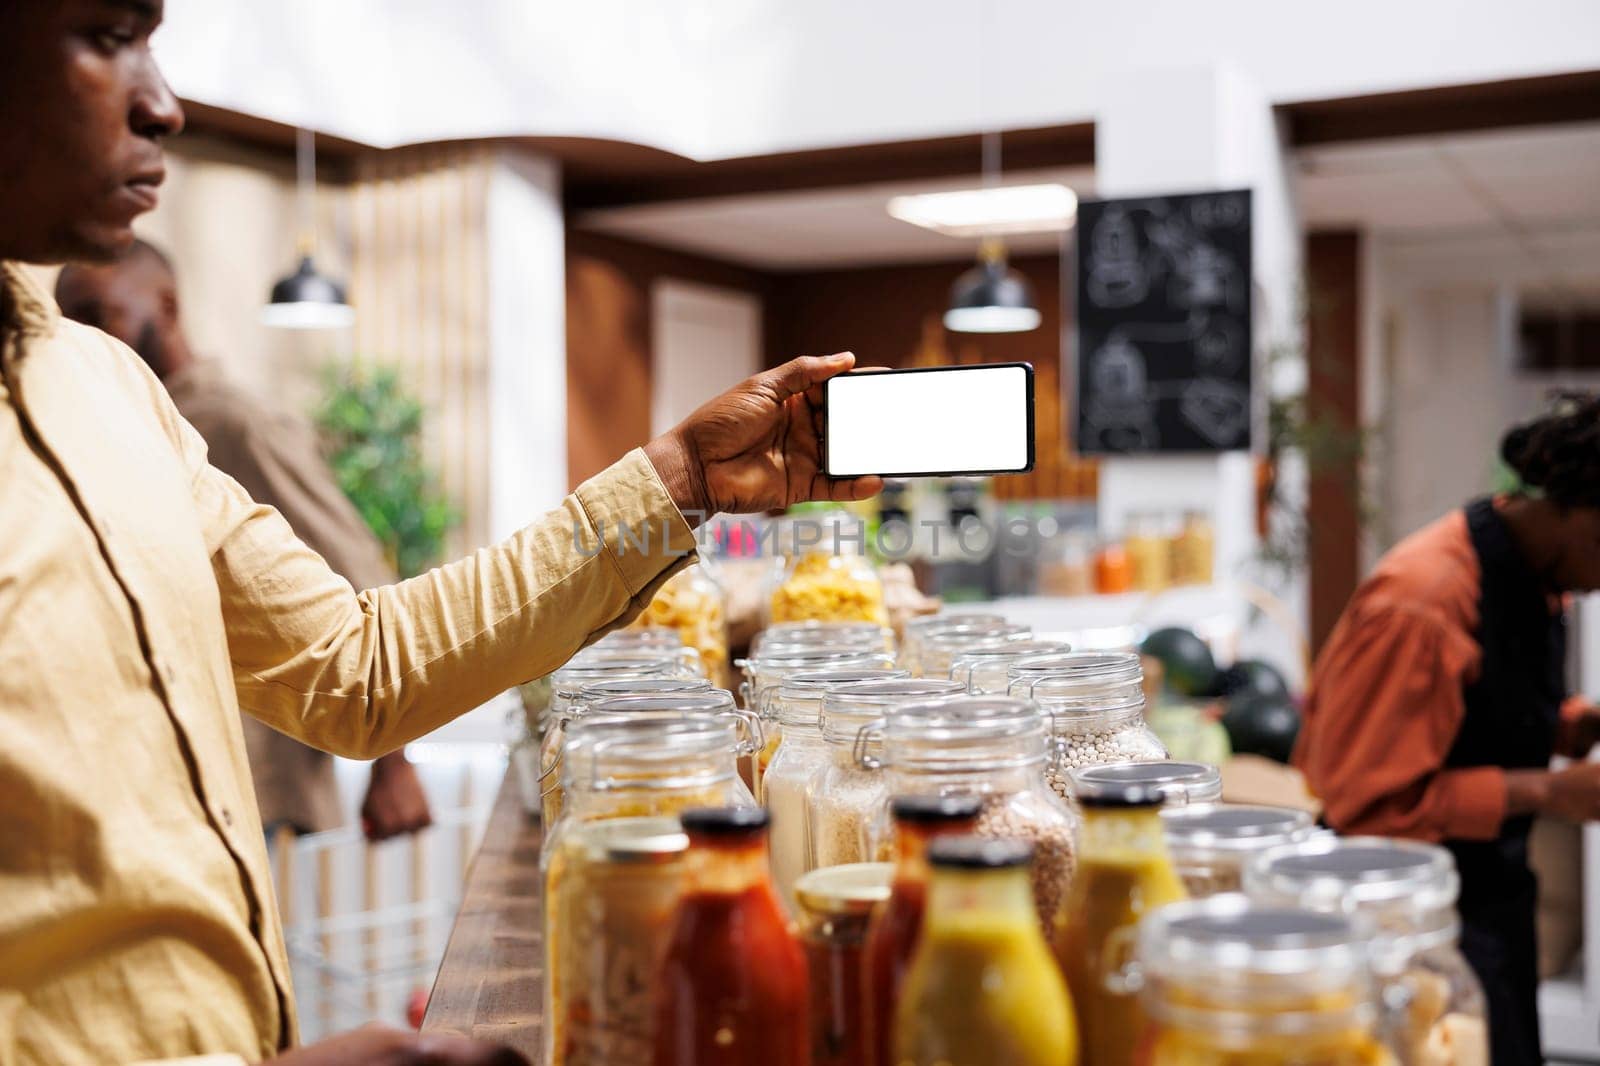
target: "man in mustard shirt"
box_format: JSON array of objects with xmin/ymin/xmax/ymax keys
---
[{"xmin": 0, "ymin": 2, "xmax": 881, "ymax": 1064}]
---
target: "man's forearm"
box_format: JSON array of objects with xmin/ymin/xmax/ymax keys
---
[{"xmin": 1505, "ymin": 769, "xmax": 1552, "ymax": 818}]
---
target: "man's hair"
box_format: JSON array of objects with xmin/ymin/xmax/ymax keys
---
[{"xmin": 1501, "ymin": 392, "xmax": 1600, "ymax": 510}]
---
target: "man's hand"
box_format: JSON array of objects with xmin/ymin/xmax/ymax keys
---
[
  {"xmin": 1509, "ymin": 763, "xmax": 1600, "ymax": 822},
  {"xmin": 262, "ymin": 1026, "xmax": 527, "ymax": 1065},
  {"xmin": 361, "ymin": 752, "xmax": 432, "ymax": 842},
  {"xmin": 643, "ymin": 352, "xmax": 884, "ymax": 519}
]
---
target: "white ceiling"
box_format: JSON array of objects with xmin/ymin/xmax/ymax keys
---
[
  {"xmin": 579, "ymin": 123, "xmax": 1600, "ymax": 272},
  {"xmin": 579, "ymin": 167, "xmax": 1096, "ymax": 270}
]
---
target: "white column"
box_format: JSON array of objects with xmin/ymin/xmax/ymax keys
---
[
  {"xmin": 1092, "ymin": 65, "xmax": 1304, "ymax": 641},
  {"xmin": 486, "ymin": 148, "xmax": 567, "ymax": 542}
]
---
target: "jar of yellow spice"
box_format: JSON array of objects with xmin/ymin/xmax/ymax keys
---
[{"xmin": 765, "ymin": 512, "xmax": 888, "ymax": 627}]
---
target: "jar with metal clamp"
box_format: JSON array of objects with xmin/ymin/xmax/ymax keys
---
[
  {"xmin": 761, "ymin": 666, "xmax": 907, "ymax": 907},
  {"xmin": 1008, "ymin": 653, "xmax": 1167, "ymax": 800},
  {"xmin": 949, "ymin": 640, "xmax": 1073, "ymax": 694},
  {"xmin": 809, "ymin": 677, "xmax": 965, "ymax": 870},
  {"xmin": 861, "ymin": 695, "xmax": 1078, "ymax": 931},
  {"xmin": 1245, "ymin": 838, "xmax": 1488, "ymax": 1066}
]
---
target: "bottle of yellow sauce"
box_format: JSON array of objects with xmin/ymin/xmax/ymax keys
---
[
  {"xmin": 1056, "ymin": 782, "xmax": 1186, "ymax": 1066},
  {"xmin": 1136, "ymin": 897, "xmax": 1397, "ymax": 1066},
  {"xmin": 895, "ymin": 836, "xmax": 1077, "ymax": 1066}
]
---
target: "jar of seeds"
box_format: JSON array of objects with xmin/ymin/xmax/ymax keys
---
[
  {"xmin": 900, "ymin": 612, "xmax": 1006, "ymax": 676},
  {"xmin": 916, "ymin": 623, "xmax": 1032, "ymax": 680},
  {"xmin": 864, "ymin": 694, "xmax": 1078, "ymax": 931},
  {"xmin": 1007, "ymin": 652, "xmax": 1166, "ymax": 800},
  {"xmin": 808, "ymin": 677, "xmax": 966, "ymax": 869}
]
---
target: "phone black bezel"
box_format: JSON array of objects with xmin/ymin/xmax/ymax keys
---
[{"xmin": 824, "ymin": 362, "xmax": 1037, "ymax": 479}]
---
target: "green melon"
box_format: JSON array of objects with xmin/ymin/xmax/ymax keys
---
[
  {"xmin": 1221, "ymin": 695, "xmax": 1302, "ymax": 764},
  {"xmin": 1140, "ymin": 627, "xmax": 1218, "ymax": 698}
]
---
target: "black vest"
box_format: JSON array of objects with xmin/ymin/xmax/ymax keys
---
[{"xmin": 1446, "ymin": 497, "xmax": 1565, "ymax": 907}]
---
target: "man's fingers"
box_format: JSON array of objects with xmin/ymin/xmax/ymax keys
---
[
  {"xmin": 764, "ymin": 351, "xmax": 854, "ymax": 401},
  {"xmin": 818, "ymin": 475, "xmax": 884, "ymax": 502}
]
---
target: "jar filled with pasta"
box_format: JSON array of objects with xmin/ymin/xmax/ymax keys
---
[
  {"xmin": 1138, "ymin": 896, "xmax": 1394, "ymax": 1066},
  {"xmin": 1245, "ymin": 838, "xmax": 1488, "ymax": 1066},
  {"xmin": 1009, "ymin": 653, "xmax": 1167, "ymax": 800},
  {"xmin": 901, "ymin": 612, "xmax": 1006, "ymax": 676},
  {"xmin": 795, "ymin": 862, "xmax": 893, "ymax": 1066},
  {"xmin": 1162, "ymin": 804, "xmax": 1316, "ymax": 898},
  {"xmin": 868, "ymin": 695, "xmax": 1078, "ymax": 931},
  {"xmin": 762, "ymin": 667, "xmax": 907, "ymax": 906},
  {"xmin": 809, "ymin": 678, "xmax": 965, "ymax": 870},
  {"xmin": 766, "ymin": 512, "xmax": 888, "ymax": 627},
  {"xmin": 949, "ymin": 640, "xmax": 1072, "ymax": 694},
  {"xmin": 916, "ymin": 623, "xmax": 1032, "ymax": 680},
  {"xmin": 630, "ymin": 564, "xmax": 729, "ymax": 687},
  {"xmin": 1069, "ymin": 760, "xmax": 1222, "ymax": 808},
  {"xmin": 545, "ymin": 816, "xmax": 688, "ymax": 1066}
]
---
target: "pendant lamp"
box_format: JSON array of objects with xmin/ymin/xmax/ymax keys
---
[
  {"xmin": 943, "ymin": 132, "xmax": 1041, "ymax": 334},
  {"xmin": 262, "ymin": 128, "xmax": 354, "ymax": 330}
]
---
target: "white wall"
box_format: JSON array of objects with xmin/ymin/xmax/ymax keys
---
[
  {"xmin": 158, "ymin": 0, "xmax": 1600, "ymax": 158},
  {"xmin": 486, "ymin": 149, "xmax": 568, "ymax": 541},
  {"xmin": 1368, "ymin": 224, "xmax": 1600, "ymax": 549},
  {"xmin": 650, "ymin": 281, "xmax": 762, "ymax": 438}
]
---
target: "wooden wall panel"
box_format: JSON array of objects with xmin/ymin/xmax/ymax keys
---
[
  {"xmin": 1305, "ymin": 231, "xmax": 1363, "ymax": 653},
  {"xmin": 350, "ymin": 146, "xmax": 493, "ymax": 560},
  {"xmin": 564, "ymin": 230, "xmax": 769, "ymax": 489},
  {"xmin": 766, "ymin": 254, "xmax": 1096, "ymax": 500}
]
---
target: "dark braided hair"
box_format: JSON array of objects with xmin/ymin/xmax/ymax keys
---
[{"xmin": 1500, "ymin": 391, "xmax": 1600, "ymax": 509}]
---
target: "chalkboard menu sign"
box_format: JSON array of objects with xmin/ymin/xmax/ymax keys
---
[{"xmin": 1074, "ymin": 188, "xmax": 1252, "ymax": 453}]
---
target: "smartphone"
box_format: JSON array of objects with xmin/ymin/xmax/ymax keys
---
[{"xmin": 824, "ymin": 362, "xmax": 1035, "ymax": 478}]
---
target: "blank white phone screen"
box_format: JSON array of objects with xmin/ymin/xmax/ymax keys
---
[{"xmin": 826, "ymin": 365, "xmax": 1031, "ymax": 477}]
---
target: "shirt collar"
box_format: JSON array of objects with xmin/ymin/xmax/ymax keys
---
[{"xmin": 1, "ymin": 261, "xmax": 61, "ymax": 344}]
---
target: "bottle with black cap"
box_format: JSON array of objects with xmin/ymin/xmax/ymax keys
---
[
  {"xmin": 1056, "ymin": 781, "xmax": 1186, "ymax": 1066},
  {"xmin": 654, "ymin": 807, "xmax": 808, "ymax": 1066},
  {"xmin": 895, "ymin": 835, "xmax": 1078, "ymax": 1066},
  {"xmin": 864, "ymin": 794, "xmax": 984, "ymax": 1066}
]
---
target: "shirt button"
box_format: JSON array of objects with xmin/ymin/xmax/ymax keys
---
[{"xmin": 220, "ymin": 808, "xmax": 235, "ymax": 828}]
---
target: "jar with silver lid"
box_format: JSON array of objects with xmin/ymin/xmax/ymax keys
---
[
  {"xmin": 754, "ymin": 620, "xmax": 894, "ymax": 656},
  {"xmin": 901, "ymin": 612, "xmax": 1007, "ymax": 676},
  {"xmin": 948, "ymin": 640, "xmax": 1073, "ymax": 694},
  {"xmin": 761, "ymin": 666, "xmax": 907, "ymax": 907},
  {"xmin": 861, "ymin": 694, "xmax": 1078, "ymax": 930},
  {"xmin": 1160, "ymin": 803, "xmax": 1316, "ymax": 897},
  {"xmin": 1245, "ymin": 838, "xmax": 1488, "ymax": 1066},
  {"xmin": 545, "ymin": 816, "xmax": 689, "ymax": 1066},
  {"xmin": 1010, "ymin": 653, "xmax": 1167, "ymax": 798},
  {"xmin": 916, "ymin": 623, "xmax": 1032, "ymax": 679},
  {"xmin": 1070, "ymin": 760, "xmax": 1222, "ymax": 807},
  {"xmin": 807, "ymin": 677, "xmax": 965, "ymax": 870},
  {"xmin": 1137, "ymin": 896, "xmax": 1394, "ymax": 1066},
  {"xmin": 739, "ymin": 647, "xmax": 898, "ymax": 793}
]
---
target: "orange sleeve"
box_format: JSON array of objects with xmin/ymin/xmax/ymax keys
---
[{"xmin": 1296, "ymin": 600, "xmax": 1504, "ymax": 842}]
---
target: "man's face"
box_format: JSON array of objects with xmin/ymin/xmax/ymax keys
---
[{"xmin": 0, "ymin": 0, "xmax": 184, "ymax": 264}]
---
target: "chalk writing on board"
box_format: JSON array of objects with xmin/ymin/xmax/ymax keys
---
[{"xmin": 1075, "ymin": 189, "xmax": 1252, "ymax": 453}]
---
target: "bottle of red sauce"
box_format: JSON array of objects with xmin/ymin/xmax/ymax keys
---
[
  {"xmin": 861, "ymin": 794, "xmax": 984, "ymax": 1066},
  {"xmin": 654, "ymin": 806, "xmax": 809, "ymax": 1066}
]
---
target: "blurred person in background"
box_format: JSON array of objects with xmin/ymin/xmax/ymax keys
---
[
  {"xmin": 1297, "ymin": 395, "xmax": 1600, "ymax": 1066},
  {"xmin": 56, "ymin": 241, "xmax": 435, "ymax": 846},
  {"xmin": 0, "ymin": 2, "xmax": 880, "ymax": 1064}
]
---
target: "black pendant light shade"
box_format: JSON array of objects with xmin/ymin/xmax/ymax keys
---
[
  {"xmin": 263, "ymin": 128, "xmax": 354, "ymax": 331},
  {"xmin": 944, "ymin": 256, "xmax": 1041, "ymax": 333},
  {"xmin": 262, "ymin": 255, "xmax": 355, "ymax": 329}
]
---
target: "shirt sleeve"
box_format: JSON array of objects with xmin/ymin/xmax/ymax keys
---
[
  {"xmin": 136, "ymin": 362, "xmax": 697, "ymax": 758},
  {"xmin": 1296, "ymin": 600, "xmax": 1505, "ymax": 842}
]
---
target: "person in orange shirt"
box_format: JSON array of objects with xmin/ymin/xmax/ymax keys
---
[{"xmin": 1298, "ymin": 395, "xmax": 1600, "ymax": 1066}]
